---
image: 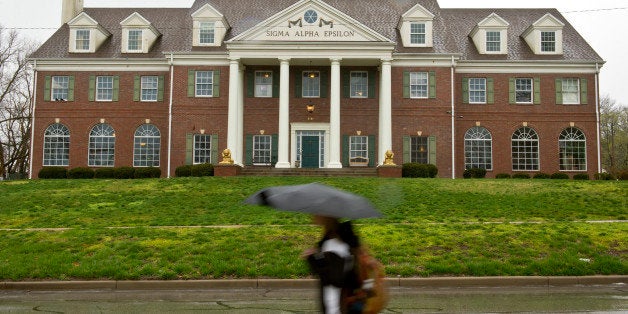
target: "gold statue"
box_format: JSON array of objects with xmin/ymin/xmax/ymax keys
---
[
  {"xmin": 219, "ymin": 148, "xmax": 234, "ymax": 165},
  {"xmin": 383, "ymin": 150, "xmax": 396, "ymax": 166}
]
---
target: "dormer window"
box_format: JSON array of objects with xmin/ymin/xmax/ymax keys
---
[
  {"xmin": 75, "ymin": 29, "xmax": 90, "ymax": 51},
  {"xmin": 67, "ymin": 12, "xmax": 111, "ymax": 53},
  {"xmin": 398, "ymin": 4, "xmax": 434, "ymax": 48},
  {"xmin": 410, "ymin": 23, "xmax": 426, "ymax": 45},
  {"xmin": 127, "ymin": 29, "xmax": 143, "ymax": 52},
  {"xmin": 471, "ymin": 13, "xmax": 509, "ymax": 55},
  {"xmin": 486, "ymin": 31, "xmax": 501, "ymax": 52},
  {"xmin": 522, "ymin": 13, "xmax": 564, "ymax": 55},
  {"xmin": 120, "ymin": 12, "xmax": 161, "ymax": 54},
  {"xmin": 192, "ymin": 4, "xmax": 230, "ymax": 47},
  {"xmin": 199, "ymin": 22, "xmax": 215, "ymax": 44},
  {"xmin": 541, "ymin": 31, "xmax": 556, "ymax": 52}
]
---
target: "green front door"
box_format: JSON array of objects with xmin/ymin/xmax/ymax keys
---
[{"xmin": 301, "ymin": 136, "xmax": 320, "ymax": 168}]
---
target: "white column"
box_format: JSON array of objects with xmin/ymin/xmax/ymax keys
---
[
  {"xmin": 275, "ymin": 57, "xmax": 291, "ymax": 168},
  {"xmin": 378, "ymin": 58, "xmax": 393, "ymax": 165},
  {"xmin": 227, "ymin": 58, "xmax": 241, "ymax": 163},
  {"xmin": 328, "ymin": 58, "xmax": 343, "ymax": 168},
  {"xmin": 237, "ymin": 66, "xmax": 245, "ymax": 165}
]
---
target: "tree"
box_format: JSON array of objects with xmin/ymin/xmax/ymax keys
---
[
  {"xmin": 0, "ymin": 25, "xmax": 35, "ymax": 179},
  {"xmin": 599, "ymin": 95, "xmax": 628, "ymax": 178}
]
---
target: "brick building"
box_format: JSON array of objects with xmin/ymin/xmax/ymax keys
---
[{"xmin": 29, "ymin": 0, "xmax": 604, "ymax": 178}]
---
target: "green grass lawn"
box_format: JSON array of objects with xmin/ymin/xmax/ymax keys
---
[{"xmin": 0, "ymin": 177, "xmax": 626, "ymax": 280}]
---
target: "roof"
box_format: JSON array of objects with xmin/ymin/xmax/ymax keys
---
[{"xmin": 30, "ymin": 0, "xmax": 602, "ymax": 62}]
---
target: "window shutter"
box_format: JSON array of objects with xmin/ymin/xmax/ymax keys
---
[
  {"xmin": 212, "ymin": 70, "xmax": 220, "ymax": 97},
  {"xmin": 112, "ymin": 76, "xmax": 120, "ymax": 102},
  {"xmin": 428, "ymin": 136, "xmax": 437, "ymax": 165},
  {"xmin": 246, "ymin": 71, "xmax": 254, "ymax": 98},
  {"xmin": 462, "ymin": 77, "xmax": 469, "ymax": 104},
  {"xmin": 185, "ymin": 133, "xmax": 193, "ymax": 165},
  {"xmin": 271, "ymin": 134, "xmax": 278, "ymax": 165},
  {"xmin": 187, "ymin": 70, "xmax": 195, "ymax": 97},
  {"xmin": 368, "ymin": 70, "xmax": 376, "ymax": 99},
  {"xmin": 508, "ymin": 78, "xmax": 516, "ymax": 104},
  {"xmin": 88, "ymin": 75, "xmax": 96, "ymax": 101},
  {"xmin": 342, "ymin": 70, "xmax": 350, "ymax": 98},
  {"xmin": 66, "ymin": 76, "xmax": 75, "ymax": 101},
  {"xmin": 133, "ymin": 76, "xmax": 141, "ymax": 101},
  {"xmin": 158, "ymin": 75, "xmax": 165, "ymax": 102},
  {"xmin": 210, "ymin": 134, "xmax": 219, "ymax": 165},
  {"xmin": 533, "ymin": 77, "xmax": 541, "ymax": 105},
  {"xmin": 320, "ymin": 71, "xmax": 329, "ymax": 98},
  {"xmin": 272, "ymin": 70, "xmax": 280, "ymax": 98},
  {"xmin": 244, "ymin": 134, "xmax": 253, "ymax": 166},
  {"xmin": 429, "ymin": 71, "xmax": 436, "ymax": 99},
  {"xmin": 580, "ymin": 78, "xmax": 588, "ymax": 104},
  {"xmin": 44, "ymin": 76, "xmax": 52, "ymax": 101},
  {"xmin": 402, "ymin": 71, "xmax": 410, "ymax": 98},
  {"xmin": 342, "ymin": 135, "xmax": 349, "ymax": 166},
  {"xmin": 555, "ymin": 78, "xmax": 563, "ymax": 105},
  {"xmin": 486, "ymin": 77, "xmax": 494, "ymax": 104},
  {"xmin": 294, "ymin": 71, "xmax": 302, "ymax": 98},
  {"xmin": 368, "ymin": 135, "xmax": 376, "ymax": 167},
  {"xmin": 402, "ymin": 136, "xmax": 411, "ymax": 164}
]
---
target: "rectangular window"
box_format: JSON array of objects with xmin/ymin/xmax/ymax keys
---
[
  {"xmin": 409, "ymin": 72, "xmax": 428, "ymax": 99},
  {"xmin": 141, "ymin": 76, "xmax": 158, "ymax": 102},
  {"xmin": 128, "ymin": 29, "xmax": 143, "ymax": 51},
  {"xmin": 349, "ymin": 136, "xmax": 368, "ymax": 165},
  {"xmin": 193, "ymin": 134, "xmax": 212, "ymax": 164},
  {"xmin": 410, "ymin": 23, "xmax": 426, "ymax": 44},
  {"xmin": 350, "ymin": 71, "xmax": 368, "ymax": 98},
  {"xmin": 562, "ymin": 78, "xmax": 580, "ymax": 104},
  {"xmin": 195, "ymin": 71, "xmax": 214, "ymax": 97},
  {"xmin": 469, "ymin": 78, "xmax": 486, "ymax": 104},
  {"xmin": 51, "ymin": 76, "xmax": 69, "ymax": 101},
  {"xmin": 486, "ymin": 31, "xmax": 500, "ymax": 52},
  {"xmin": 253, "ymin": 135, "xmax": 272, "ymax": 165},
  {"xmin": 302, "ymin": 71, "xmax": 320, "ymax": 98},
  {"xmin": 199, "ymin": 22, "xmax": 215, "ymax": 44},
  {"xmin": 96, "ymin": 76, "xmax": 113, "ymax": 101},
  {"xmin": 515, "ymin": 78, "xmax": 533, "ymax": 104},
  {"xmin": 75, "ymin": 29, "xmax": 90, "ymax": 51},
  {"xmin": 410, "ymin": 136, "xmax": 429, "ymax": 164},
  {"xmin": 255, "ymin": 71, "xmax": 273, "ymax": 98},
  {"xmin": 541, "ymin": 31, "xmax": 555, "ymax": 52}
]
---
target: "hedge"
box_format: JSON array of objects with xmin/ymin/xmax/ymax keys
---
[
  {"xmin": 67, "ymin": 167, "xmax": 95, "ymax": 179},
  {"xmin": 402, "ymin": 163, "xmax": 438, "ymax": 178},
  {"xmin": 38, "ymin": 167, "xmax": 68, "ymax": 179}
]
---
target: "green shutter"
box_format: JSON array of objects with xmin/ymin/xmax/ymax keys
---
[
  {"xmin": 295, "ymin": 71, "xmax": 302, "ymax": 98},
  {"xmin": 246, "ymin": 71, "xmax": 254, "ymax": 98},
  {"xmin": 271, "ymin": 134, "xmax": 278, "ymax": 165},
  {"xmin": 580, "ymin": 78, "xmax": 588, "ymax": 104},
  {"xmin": 462, "ymin": 77, "xmax": 469, "ymax": 104},
  {"xmin": 368, "ymin": 135, "xmax": 376, "ymax": 167},
  {"xmin": 508, "ymin": 78, "xmax": 516, "ymax": 104},
  {"xmin": 67, "ymin": 76, "xmax": 75, "ymax": 101},
  {"xmin": 88, "ymin": 75, "xmax": 96, "ymax": 101},
  {"xmin": 158, "ymin": 75, "xmax": 165, "ymax": 102},
  {"xmin": 210, "ymin": 134, "xmax": 219, "ymax": 165},
  {"xmin": 133, "ymin": 76, "xmax": 141, "ymax": 101},
  {"xmin": 402, "ymin": 71, "xmax": 410, "ymax": 98},
  {"xmin": 342, "ymin": 70, "xmax": 350, "ymax": 98},
  {"xmin": 429, "ymin": 71, "xmax": 436, "ymax": 99},
  {"xmin": 320, "ymin": 71, "xmax": 329, "ymax": 98},
  {"xmin": 486, "ymin": 77, "xmax": 494, "ymax": 104},
  {"xmin": 428, "ymin": 136, "xmax": 436, "ymax": 165},
  {"xmin": 185, "ymin": 133, "xmax": 194, "ymax": 165},
  {"xmin": 368, "ymin": 70, "xmax": 376, "ymax": 99},
  {"xmin": 245, "ymin": 134, "xmax": 253, "ymax": 166},
  {"xmin": 402, "ymin": 136, "xmax": 411, "ymax": 164},
  {"xmin": 112, "ymin": 76, "xmax": 120, "ymax": 102},
  {"xmin": 187, "ymin": 70, "xmax": 195, "ymax": 97},
  {"xmin": 44, "ymin": 76, "xmax": 52, "ymax": 101},
  {"xmin": 555, "ymin": 78, "xmax": 563, "ymax": 105},
  {"xmin": 342, "ymin": 135, "xmax": 349, "ymax": 166},
  {"xmin": 533, "ymin": 77, "xmax": 541, "ymax": 105},
  {"xmin": 212, "ymin": 70, "xmax": 220, "ymax": 97},
  {"xmin": 272, "ymin": 70, "xmax": 280, "ymax": 98}
]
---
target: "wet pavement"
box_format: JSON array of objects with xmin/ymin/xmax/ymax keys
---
[{"xmin": 0, "ymin": 283, "xmax": 626, "ymax": 313}]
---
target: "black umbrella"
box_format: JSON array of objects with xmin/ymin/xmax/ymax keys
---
[{"xmin": 244, "ymin": 183, "xmax": 382, "ymax": 219}]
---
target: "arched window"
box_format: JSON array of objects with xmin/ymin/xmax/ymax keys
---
[
  {"xmin": 43, "ymin": 123, "xmax": 70, "ymax": 166},
  {"xmin": 133, "ymin": 124, "xmax": 160, "ymax": 167},
  {"xmin": 511, "ymin": 127, "xmax": 539, "ymax": 171},
  {"xmin": 88, "ymin": 124, "xmax": 115, "ymax": 167},
  {"xmin": 464, "ymin": 126, "xmax": 493, "ymax": 170},
  {"xmin": 559, "ymin": 127, "xmax": 586, "ymax": 171}
]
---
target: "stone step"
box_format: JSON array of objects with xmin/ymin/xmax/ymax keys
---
[{"xmin": 239, "ymin": 166, "xmax": 378, "ymax": 177}]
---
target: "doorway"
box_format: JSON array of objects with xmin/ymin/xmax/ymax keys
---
[{"xmin": 301, "ymin": 136, "xmax": 320, "ymax": 168}]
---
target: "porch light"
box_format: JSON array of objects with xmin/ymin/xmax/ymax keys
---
[
  {"xmin": 417, "ymin": 130, "xmax": 422, "ymax": 136},
  {"xmin": 307, "ymin": 104, "xmax": 315, "ymax": 113}
]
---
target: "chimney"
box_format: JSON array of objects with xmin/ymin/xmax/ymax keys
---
[{"xmin": 61, "ymin": 0, "xmax": 84, "ymax": 24}]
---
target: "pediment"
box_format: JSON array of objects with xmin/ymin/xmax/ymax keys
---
[
  {"xmin": 68, "ymin": 12, "xmax": 99, "ymax": 27},
  {"xmin": 532, "ymin": 13, "xmax": 565, "ymax": 28},
  {"xmin": 228, "ymin": 0, "xmax": 391, "ymax": 43},
  {"xmin": 478, "ymin": 13, "xmax": 509, "ymax": 28},
  {"xmin": 401, "ymin": 3, "xmax": 434, "ymax": 21},
  {"xmin": 191, "ymin": 3, "xmax": 223, "ymax": 19},
  {"xmin": 121, "ymin": 12, "xmax": 152, "ymax": 27}
]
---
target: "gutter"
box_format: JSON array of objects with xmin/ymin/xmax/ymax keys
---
[
  {"xmin": 28, "ymin": 61, "xmax": 37, "ymax": 180},
  {"xmin": 167, "ymin": 53, "xmax": 174, "ymax": 178},
  {"xmin": 450, "ymin": 56, "xmax": 456, "ymax": 179}
]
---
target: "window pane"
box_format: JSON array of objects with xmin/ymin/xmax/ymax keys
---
[
  {"xmin": 464, "ymin": 127, "xmax": 492, "ymax": 170},
  {"xmin": 128, "ymin": 29, "xmax": 142, "ymax": 51},
  {"xmin": 486, "ymin": 31, "xmax": 500, "ymax": 52},
  {"xmin": 199, "ymin": 22, "xmax": 215, "ymax": 44},
  {"xmin": 194, "ymin": 134, "xmax": 212, "ymax": 164},
  {"xmin": 541, "ymin": 31, "xmax": 555, "ymax": 52},
  {"xmin": 88, "ymin": 124, "xmax": 115, "ymax": 167},
  {"xmin": 133, "ymin": 124, "xmax": 160, "ymax": 167},
  {"xmin": 410, "ymin": 23, "xmax": 425, "ymax": 44},
  {"xmin": 559, "ymin": 127, "xmax": 586, "ymax": 171},
  {"xmin": 409, "ymin": 72, "xmax": 428, "ymax": 98},
  {"xmin": 350, "ymin": 71, "xmax": 368, "ymax": 98},
  {"xmin": 562, "ymin": 78, "xmax": 580, "ymax": 104},
  {"xmin": 255, "ymin": 71, "xmax": 273, "ymax": 97},
  {"xmin": 349, "ymin": 136, "xmax": 368, "ymax": 160},
  {"xmin": 96, "ymin": 76, "xmax": 113, "ymax": 101},
  {"xmin": 302, "ymin": 71, "xmax": 320, "ymax": 98},
  {"xmin": 51, "ymin": 76, "xmax": 69, "ymax": 101},
  {"xmin": 195, "ymin": 71, "xmax": 214, "ymax": 97},
  {"xmin": 76, "ymin": 29, "xmax": 90, "ymax": 50},
  {"xmin": 515, "ymin": 78, "xmax": 532, "ymax": 103},
  {"xmin": 469, "ymin": 78, "xmax": 486, "ymax": 103},
  {"xmin": 141, "ymin": 76, "xmax": 158, "ymax": 101},
  {"xmin": 511, "ymin": 127, "xmax": 539, "ymax": 171},
  {"xmin": 253, "ymin": 135, "xmax": 272, "ymax": 165},
  {"xmin": 410, "ymin": 136, "xmax": 428, "ymax": 164},
  {"xmin": 43, "ymin": 123, "xmax": 70, "ymax": 166}
]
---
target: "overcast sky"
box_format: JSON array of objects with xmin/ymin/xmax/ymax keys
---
[{"xmin": 1, "ymin": 0, "xmax": 625, "ymax": 106}]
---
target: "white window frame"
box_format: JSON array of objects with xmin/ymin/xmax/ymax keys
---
[
  {"xmin": 127, "ymin": 29, "xmax": 143, "ymax": 52},
  {"xmin": 96, "ymin": 76, "xmax": 114, "ymax": 102},
  {"xmin": 469, "ymin": 78, "xmax": 486, "ymax": 104},
  {"xmin": 511, "ymin": 127, "xmax": 539, "ymax": 171},
  {"xmin": 486, "ymin": 31, "xmax": 501, "ymax": 52},
  {"xmin": 193, "ymin": 134, "xmax": 212, "ymax": 164},
  {"xmin": 464, "ymin": 126, "xmax": 493, "ymax": 171},
  {"xmin": 195, "ymin": 71, "xmax": 214, "ymax": 97},
  {"xmin": 409, "ymin": 72, "xmax": 428, "ymax": 99},
  {"xmin": 410, "ymin": 22, "xmax": 426, "ymax": 45},
  {"xmin": 75, "ymin": 29, "xmax": 90, "ymax": 51},
  {"xmin": 541, "ymin": 31, "xmax": 556, "ymax": 52},
  {"xmin": 410, "ymin": 136, "xmax": 429, "ymax": 164},
  {"xmin": 43, "ymin": 123, "xmax": 70, "ymax": 166},
  {"xmin": 141, "ymin": 76, "xmax": 159, "ymax": 102},
  {"xmin": 559, "ymin": 127, "xmax": 587, "ymax": 171},
  {"xmin": 133, "ymin": 124, "xmax": 160, "ymax": 167},
  {"xmin": 302, "ymin": 71, "xmax": 320, "ymax": 98},
  {"xmin": 562, "ymin": 78, "xmax": 580, "ymax": 105},
  {"xmin": 255, "ymin": 71, "xmax": 273, "ymax": 98},
  {"xmin": 199, "ymin": 22, "xmax": 215, "ymax": 45},
  {"xmin": 253, "ymin": 135, "xmax": 272, "ymax": 165},
  {"xmin": 515, "ymin": 78, "xmax": 533, "ymax": 104},
  {"xmin": 51, "ymin": 76, "xmax": 69, "ymax": 101},
  {"xmin": 350, "ymin": 71, "xmax": 368, "ymax": 98},
  {"xmin": 349, "ymin": 136, "xmax": 368, "ymax": 166},
  {"xmin": 88, "ymin": 123, "xmax": 115, "ymax": 167}
]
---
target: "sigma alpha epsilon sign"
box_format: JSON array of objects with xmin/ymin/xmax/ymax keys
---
[{"xmin": 260, "ymin": 9, "xmax": 370, "ymax": 42}]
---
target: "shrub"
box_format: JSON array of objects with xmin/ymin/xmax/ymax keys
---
[
  {"xmin": 114, "ymin": 167, "xmax": 135, "ymax": 179},
  {"xmin": 618, "ymin": 170, "xmax": 628, "ymax": 180},
  {"xmin": 512, "ymin": 173, "xmax": 531, "ymax": 179},
  {"xmin": 191, "ymin": 163, "xmax": 214, "ymax": 177},
  {"xmin": 38, "ymin": 167, "xmax": 67, "ymax": 179},
  {"xmin": 67, "ymin": 167, "xmax": 95, "ymax": 179},
  {"xmin": 533, "ymin": 173, "xmax": 551, "ymax": 179},
  {"xmin": 463, "ymin": 168, "xmax": 487, "ymax": 179},
  {"xmin": 550, "ymin": 172, "xmax": 570, "ymax": 180},
  {"xmin": 495, "ymin": 173, "xmax": 511, "ymax": 179},
  {"xmin": 175, "ymin": 165, "xmax": 193, "ymax": 177},
  {"xmin": 402, "ymin": 163, "xmax": 438, "ymax": 178},
  {"xmin": 134, "ymin": 167, "xmax": 162, "ymax": 179},
  {"xmin": 573, "ymin": 173, "xmax": 590, "ymax": 180},
  {"xmin": 94, "ymin": 168, "xmax": 115, "ymax": 179}
]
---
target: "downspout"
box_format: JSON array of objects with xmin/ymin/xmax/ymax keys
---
[
  {"xmin": 166, "ymin": 53, "xmax": 174, "ymax": 178},
  {"xmin": 595, "ymin": 63, "xmax": 601, "ymax": 174},
  {"xmin": 450, "ymin": 56, "xmax": 456, "ymax": 179},
  {"xmin": 28, "ymin": 61, "xmax": 37, "ymax": 179}
]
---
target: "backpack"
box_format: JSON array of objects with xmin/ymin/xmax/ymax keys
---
[{"xmin": 344, "ymin": 248, "xmax": 388, "ymax": 314}]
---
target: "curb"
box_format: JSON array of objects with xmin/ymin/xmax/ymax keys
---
[{"xmin": 1, "ymin": 276, "xmax": 625, "ymax": 291}]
